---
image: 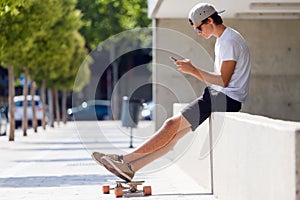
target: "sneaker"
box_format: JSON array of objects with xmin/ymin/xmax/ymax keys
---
[
  {"xmin": 91, "ymin": 152, "xmax": 122, "ymax": 167},
  {"xmin": 101, "ymin": 156, "xmax": 135, "ymax": 182}
]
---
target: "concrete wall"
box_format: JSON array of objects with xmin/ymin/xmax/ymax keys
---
[
  {"xmin": 172, "ymin": 104, "xmax": 300, "ymax": 199},
  {"xmin": 172, "ymin": 103, "xmax": 213, "ymax": 193},
  {"xmin": 153, "ymin": 18, "xmax": 300, "ymax": 129},
  {"xmin": 210, "ymin": 112, "xmax": 300, "ymax": 200}
]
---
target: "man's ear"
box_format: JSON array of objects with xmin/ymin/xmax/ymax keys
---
[{"xmin": 207, "ymin": 17, "xmax": 214, "ymax": 24}]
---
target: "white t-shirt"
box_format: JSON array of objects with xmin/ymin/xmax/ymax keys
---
[{"xmin": 211, "ymin": 27, "xmax": 251, "ymax": 102}]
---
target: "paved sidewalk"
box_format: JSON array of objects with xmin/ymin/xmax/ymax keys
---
[{"xmin": 0, "ymin": 121, "xmax": 216, "ymax": 200}]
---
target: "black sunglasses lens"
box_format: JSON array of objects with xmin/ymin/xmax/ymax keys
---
[
  {"xmin": 197, "ymin": 25, "xmax": 201, "ymax": 31},
  {"xmin": 195, "ymin": 22, "xmax": 205, "ymax": 32}
]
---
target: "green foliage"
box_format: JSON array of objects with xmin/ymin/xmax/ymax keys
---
[
  {"xmin": 0, "ymin": 0, "xmax": 150, "ymax": 94},
  {"xmin": 0, "ymin": 0, "xmax": 90, "ymax": 91},
  {"xmin": 52, "ymin": 31, "xmax": 91, "ymax": 91},
  {"xmin": 0, "ymin": 0, "xmax": 35, "ymax": 67},
  {"xmin": 76, "ymin": 0, "xmax": 151, "ymax": 50},
  {"xmin": 0, "ymin": 0, "xmax": 27, "ymax": 16}
]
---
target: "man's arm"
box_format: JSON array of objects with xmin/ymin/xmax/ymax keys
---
[{"xmin": 175, "ymin": 59, "xmax": 236, "ymax": 88}]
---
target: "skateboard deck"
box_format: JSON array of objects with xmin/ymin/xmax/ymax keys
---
[{"xmin": 102, "ymin": 180, "xmax": 152, "ymax": 197}]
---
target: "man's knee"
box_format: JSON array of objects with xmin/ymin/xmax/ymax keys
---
[
  {"xmin": 162, "ymin": 114, "xmax": 179, "ymax": 127},
  {"xmin": 163, "ymin": 114, "xmax": 190, "ymax": 130}
]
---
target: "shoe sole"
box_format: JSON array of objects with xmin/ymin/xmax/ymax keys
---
[
  {"xmin": 101, "ymin": 157, "xmax": 132, "ymax": 182},
  {"xmin": 91, "ymin": 154, "xmax": 104, "ymax": 166}
]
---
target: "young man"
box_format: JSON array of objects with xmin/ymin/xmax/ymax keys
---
[{"xmin": 92, "ymin": 3, "xmax": 251, "ymax": 182}]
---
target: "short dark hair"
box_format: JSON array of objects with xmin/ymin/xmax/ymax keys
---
[{"xmin": 202, "ymin": 12, "xmax": 223, "ymax": 25}]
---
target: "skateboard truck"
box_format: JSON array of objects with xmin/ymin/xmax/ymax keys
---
[{"xmin": 102, "ymin": 180, "xmax": 152, "ymax": 198}]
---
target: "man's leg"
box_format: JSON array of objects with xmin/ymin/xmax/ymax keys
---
[
  {"xmin": 128, "ymin": 126, "xmax": 191, "ymax": 172},
  {"xmin": 123, "ymin": 114, "xmax": 191, "ymax": 164},
  {"xmin": 100, "ymin": 114, "xmax": 192, "ymax": 181}
]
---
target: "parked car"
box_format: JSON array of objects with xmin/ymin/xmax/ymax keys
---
[
  {"xmin": 0, "ymin": 108, "xmax": 7, "ymax": 136},
  {"xmin": 141, "ymin": 100, "xmax": 153, "ymax": 120},
  {"xmin": 14, "ymin": 95, "xmax": 43, "ymax": 128},
  {"xmin": 67, "ymin": 100, "xmax": 112, "ymax": 121}
]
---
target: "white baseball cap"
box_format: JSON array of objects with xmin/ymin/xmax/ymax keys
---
[{"xmin": 188, "ymin": 3, "xmax": 225, "ymax": 25}]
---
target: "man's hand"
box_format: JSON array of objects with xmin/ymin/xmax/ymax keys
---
[
  {"xmin": 174, "ymin": 59, "xmax": 196, "ymax": 76},
  {"xmin": 174, "ymin": 59, "xmax": 236, "ymax": 88}
]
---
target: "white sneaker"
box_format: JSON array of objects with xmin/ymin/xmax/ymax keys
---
[
  {"xmin": 91, "ymin": 152, "xmax": 122, "ymax": 167},
  {"xmin": 101, "ymin": 156, "xmax": 135, "ymax": 182}
]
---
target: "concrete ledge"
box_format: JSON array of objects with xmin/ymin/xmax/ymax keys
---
[
  {"xmin": 212, "ymin": 112, "xmax": 300, "ymax": 200},
  {"xmin": 173, "ymin": 103, "xmax": 212, "ymax": 194},
  {"xmin": 173, "ymin": 103, "xmax": 300, "ymax": 199}
]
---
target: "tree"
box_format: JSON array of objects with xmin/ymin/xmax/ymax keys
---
[
  {"xmin": 26, "ymin": 0, "xmax": 89, "ymax": 127},
  {"xmin": 75, "ymin": 0, "xmax": 152, "ymax": 117},
  {"xmin": 77, "ymin": 0, "xmax": 151, "ymax": 50},
  {"xmin": 45, "ymin": 0, "xmax": 88, "ymax": 126},
  {"xmin": 20, "ymin": 0, "xmax": 66, "ymax": 132},
  {"xmin": 0, "ymin": 0, "xmax": 88, "ymax": 139},
  {"xmin": 0, "ymin": 0, "xmax": 36, "ymax": 140},
  {"xmin": 23, "ymin": 0, "xmax": 81, "ymax": 123}
]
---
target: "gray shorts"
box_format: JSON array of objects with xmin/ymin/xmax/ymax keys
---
[{"xmin": 181, "ymin": 87, "xmax": 241, "ymax": 131}]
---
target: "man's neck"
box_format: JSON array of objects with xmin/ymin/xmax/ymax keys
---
[{"xmin": 215, "ymin": 24, "xmax": 227, "ymax": 38}]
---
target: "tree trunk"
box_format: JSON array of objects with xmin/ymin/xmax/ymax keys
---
[
  {"xmin": 62, "ymin": 90, "xmax": 67, "ymax": 124},
  {"xmin": 22, "ymin": 67, "xmax": 29, "ymax": 136},
  {"xmin": 41, "ymin": 80, "xmax": 47, "ymax": 130},
  {"xmin": 48, "ymin": 89, "xmax": 54, "ymax": 128},
  {"xmin": 31, "ymin": 81, "xmax": 38, "ymax": 133},
  {"xmin": 8, "ymin": 65, "xmax": 15, "ymax": 141},
  {"xmin": 54, "ymin": 89, "xmax": 60, "ymax": 126}
]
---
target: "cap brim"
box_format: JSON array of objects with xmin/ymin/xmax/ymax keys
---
[{"xmin": 217, "ymin": 10, "xmax": 225, "ymax": 14}]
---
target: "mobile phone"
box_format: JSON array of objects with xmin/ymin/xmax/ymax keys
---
[{"xmin": 169, "ymin": 56, "xmax": 177, "ymax": 62}]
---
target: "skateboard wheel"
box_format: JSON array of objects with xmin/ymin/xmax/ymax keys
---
[
  {"xmin": 102, "ymin": 185, "xmax": 110, "ymax": 194},
  {"xmin": 114, "ymin": 188, "xmax": 123, "ymax": 198},
  {"xmin": 143, "ymin": 186, "xmax": 152, "ymax": 196}
]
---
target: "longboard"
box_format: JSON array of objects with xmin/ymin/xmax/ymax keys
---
[{"xmin": 102, "ymin": 180, "xmax": 152, "ymax": 198}]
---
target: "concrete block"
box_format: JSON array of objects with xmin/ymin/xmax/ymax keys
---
[{"xmin": 212, "ymin": 112, "xmax": 300, "ymax": 200}]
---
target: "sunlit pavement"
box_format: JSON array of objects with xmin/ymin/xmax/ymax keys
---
[{"xmin": 0, "ymin": 121, "xmax": 216, "ymax": 200}]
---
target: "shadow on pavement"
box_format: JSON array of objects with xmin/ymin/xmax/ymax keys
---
[
  {"xmin": 14, "ymin": 158, "xmax": 93, "ymax": 163},
  {"xmin": 0, "ymin": 174, "xmax": 112, "ymax": 188}
]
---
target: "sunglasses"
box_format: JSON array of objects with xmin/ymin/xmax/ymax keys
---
[{"xmin": 194, "ymin": 22, "xmax": 205, "ymax": 32}]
